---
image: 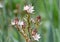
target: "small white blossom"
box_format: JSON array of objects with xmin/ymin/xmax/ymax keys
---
[
  {"xmin": 11, "ymin": 21, "xmax": 15, "ymax": 25},
  {"xmin": 24, "ymin": 5, "xmax": 29, "ymax": 10},
  {"xmin": 23, "ymin": 5, "xmax": 34, "ymax": 13},
  {"xmin": 11, "ymin": 20, "xmax": 24, "ymax": 26},
  {"xmin": 32, "ymin": 33, "xmax": 41, "ymax": 41},
  {"xmin": 11, "ymin": 20, "xmax": 18, "ymax": 25},
  {"xmin": 31, "ymin": 18, "xmax": 35, "ymax": 23},
  {"xmin": 18, "ymin": 21, "xmax": 24, "ymax": 26},
  {"xmin": 0, "ymin": 3, "xmax": 3, "ymax": 8}
]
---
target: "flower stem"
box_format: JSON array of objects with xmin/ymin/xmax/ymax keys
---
[
  {"xmin": 16, "ymin": 25, "xmax": 29, "ymax": 42},
  {"xmin": 27, "ymin": 14, "xmax": 32, "ymax": 41}
]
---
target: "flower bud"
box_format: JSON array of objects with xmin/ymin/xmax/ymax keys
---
[
  {"xmin": 14, "ymin": 17, "xmax": 19, "ymax": 25},
  {"xmin": 22, "ymin": 22, "xmax": 26, "ymax": 28},
  {"xmin": 32, "ymin": 28, "xmax": 37, "ymax": 36},
  {"xmin": 31, "ymin": 18, "xmax": 35, "ymax": 23},
  {"xmin": 36, "ymin": 16, "xmax": 41, "ymax": 22}
]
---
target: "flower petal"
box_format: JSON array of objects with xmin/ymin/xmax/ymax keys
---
[
  {"xmin": 24, "ymin": 5, "xmax": 29, "ymax": 10},
  {"xmin": 32, "ymin": 33, "xmax": 41, "ymax": 41},
  {"xmin": 11, "ymin": 22, "xmax": 15, "ymax": 25},
  {"xmin": 18, "ymin": 21, "xmax": 24, "ymax": 25}
]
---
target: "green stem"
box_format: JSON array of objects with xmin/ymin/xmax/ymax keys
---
[
  {"xmin": 16, "ymin": 25, "xmax": 29, "ymax": 42},
  {"xmin": 27, "ymin": 14, "xmax": 32, "ymax": 40}
]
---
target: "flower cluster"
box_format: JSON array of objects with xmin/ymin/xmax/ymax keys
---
[
  {"xmin": 32, "ymin": 29, "xmax": 41, "ymax": 41},
  {"xmin": 11, "ymin": 4, "xmax": 41, "ymax": 42},
  {"xmin": 24, "ymin": 5, "xmax": 34, "ymax": 13},
  {"xmin": 11, "ymin": 18, "xmax": 24, "ymax": 25}
]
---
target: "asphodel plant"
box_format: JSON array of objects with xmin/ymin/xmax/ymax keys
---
[{"xmin": 11, "ymin": 4, "xmax": 41, "ymax": 42}]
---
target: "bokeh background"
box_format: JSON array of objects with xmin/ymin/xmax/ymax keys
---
[{"xmin": 0, "ymin": 0, "xmax": 60, "ymax": 42}]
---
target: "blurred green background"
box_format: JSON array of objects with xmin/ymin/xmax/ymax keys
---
[{"xmin": 0, "ymin": 0, "xmax": 60, "ymax": 42}]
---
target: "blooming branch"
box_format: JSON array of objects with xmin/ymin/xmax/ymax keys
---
[{"xmin": 11, "ymin": 4, "xmax": 41, "ymax": 42}]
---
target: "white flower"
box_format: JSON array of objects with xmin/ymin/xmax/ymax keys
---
[
  {"xmin": 0, "ymin": 3, "xmax": 3, "ymax": 8},
  {"xmin": 18, "ymin": 21, "xmax": 24, "ymax": 26},
  {"xmin": 24, "ymin": 5, "xmax": 29, "ymax": 10},
  {"xmin": 31, "ymin": 18, "xmax": 35, "ymax": 23},
  {"xmin": 11, "ymin": 20, "xmax": 24, "ymax": 26},
  {"xmin": 32, "ymin": 33, "xmax": 41, "ymax": 41},
  {"xmin": 11, "ymin": 18, "xmax": 19, "ymax": 25},
  {"xmin": 11, "ymin": 21, "xmax": 15, "ymax": 25},
  {"xmin": 23, "ymin": 5, "xmax": 34, "ymax": 13},
  {"xmin": 11, "ymin": 20, "xmax": 19, "ymax": 25}
]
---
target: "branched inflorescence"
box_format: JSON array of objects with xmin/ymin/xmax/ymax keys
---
[{"xmin": 11, "ymin": 4, "xmax": 41, "ymax": 42}]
